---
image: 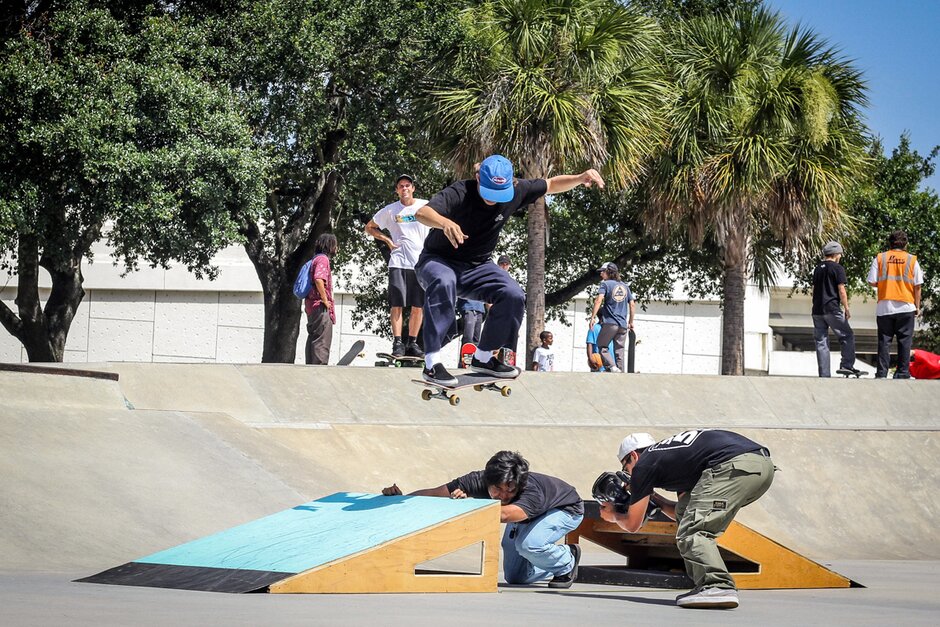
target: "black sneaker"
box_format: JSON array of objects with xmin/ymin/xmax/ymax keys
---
[
  {"xmin": 405, "ymin": 342, "xmax": 425, "ymax": 358},
  {"xmin": 470, "ymin": 356, "xmax": 518, "ymax": 379},
  {"xmin": 391, "ymin": 340, "xmax": 405, "ymax": 358},
  {"xmin": 548, "ymin": 544, "xmax": 581, "ymax": 589},
  {"xmin": 422, "ymin": 363, "xmax": 458, "ymax": 387}
]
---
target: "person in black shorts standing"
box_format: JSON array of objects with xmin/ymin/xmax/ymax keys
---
[
  {"xmin": 601, "ymin": 430, "xmax": 775, "ymax": 609},
  {"xmin": 812, "ymin": 241, "xmax": 861, "ymax": 377},
  {"xmin": 414, "ymin": 154, "xmax": 604, "ymax": 385},
  {"xmin": 381, "ymin": 450, "xmax": 584, "ymax": 588},
  {"xmin": 366, "ymin": 175, "xmax": 431, "ymax": 357}
]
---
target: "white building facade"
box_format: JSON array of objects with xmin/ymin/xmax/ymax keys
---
[{"xmin": 1, "ymin": 242, "xmax": 886, "ymax": 376}]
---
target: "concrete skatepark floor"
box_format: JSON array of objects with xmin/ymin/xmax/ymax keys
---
[{"xmin": 2, "ymin": 560, "xmax": 938, "ymax": 626}]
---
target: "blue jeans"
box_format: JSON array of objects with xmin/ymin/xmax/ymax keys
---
[
  {"xmin": 501, "ymin": 508, "xmax": 583, "ymax": 584},
  {"xmin": 812, "ymin": 311, "xmax": 856, "ymax": 377}
]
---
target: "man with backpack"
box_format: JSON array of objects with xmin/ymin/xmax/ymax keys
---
[{"xmin": 293, "ymin": 233, "xmax": 339, "ymax": 364}]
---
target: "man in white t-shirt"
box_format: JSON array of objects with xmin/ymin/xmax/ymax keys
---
[
  {"xmin": 366, "ymin": 175, "xmax": 431, "ymax": 357},
  {"xmin": 531, "ymin": 330, "xmax": 555, "ymax": 372}
]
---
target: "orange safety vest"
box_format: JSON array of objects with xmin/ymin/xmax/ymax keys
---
[{"xmin": 876, "ymin": 250, "xmax": 918, "ymax": 303}]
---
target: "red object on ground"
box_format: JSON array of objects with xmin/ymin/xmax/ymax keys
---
[{"xmin": 910, "ymin": 349, "xmax": 940, "ymax": 379}]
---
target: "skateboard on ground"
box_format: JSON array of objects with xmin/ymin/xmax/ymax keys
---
[
  {"xmin": 412, "ymin": 372, "xmax": 517, "ymax": 406},
  {"xmin": 458, "ymin": 342, "xmax": 477, "ymax": 369},
  {"xmin": 336, "ymin": 340, "xmax": 366, "ymax": 366},
  {"xmin": 375, "ymin": 352, "xmax": 424, "ymax": 368},
  {"xmin": 837, "ymin": 368, "xmax": 867, "ymax": 378}
]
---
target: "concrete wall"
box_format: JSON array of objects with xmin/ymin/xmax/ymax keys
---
[{"xmin": 1, "ymin": 364, "xmax": 937, "ymax": 571}]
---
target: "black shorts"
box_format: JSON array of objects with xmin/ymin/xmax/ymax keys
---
[{"xmin": 388, "ymin": 267, "xmax": 425, "ymax": 308}]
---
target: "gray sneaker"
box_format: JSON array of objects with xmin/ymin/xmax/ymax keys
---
[{"xmin": 676, "ymin": 586, "xmax": 739, "ymax": 609}]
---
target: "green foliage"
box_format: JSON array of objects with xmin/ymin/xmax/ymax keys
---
[
  {"xmin": 841, "ymin": 136, "xmax": 940, "ymax": 351},
  {"xmin": 0, "ymin": 4, "xmax": 265, "ymax": 277},
  {"xmin": 428, "ymin": 0, "xmax": 666, "ymax": 182},
  {"xmin": 644, "ymin": 6, "xmax": 870, "ymax": 373}
]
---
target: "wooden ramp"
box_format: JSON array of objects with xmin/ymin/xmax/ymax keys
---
[
  {"xmin": 77, "ymin": 493, "xmax": 501, "ymax": 593},
  {"xmin": 569, "ymin": 501, "xmax": 858, "ymax": 590}
]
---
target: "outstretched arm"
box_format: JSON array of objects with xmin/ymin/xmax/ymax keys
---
[
  {"xmin": 545, "ymin": 169, "xmax": 605, "ymax": 195},
  {"xmin": 381, "ymin": 483, "xmax": 452, "ymax": 497}
]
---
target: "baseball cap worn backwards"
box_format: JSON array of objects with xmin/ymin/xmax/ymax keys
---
[
  {"xmin": 478, "ymin": 155, "xmax": 515, "ymax": 203},
  {"xmin": 599, "ymin": 261, "xmax": 618, "ymax": 273},
  {"xmin": 618, "ymin": 433, "xmax": 656, "ymax": 462}
]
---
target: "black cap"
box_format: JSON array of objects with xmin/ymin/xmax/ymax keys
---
[
  {"xmin": 497, "ymin": 254, "xmax": 511, "ymax": 266},
  {"xmin": 394, "ymin": 174, "xmax": 415, "ymax": 188}
]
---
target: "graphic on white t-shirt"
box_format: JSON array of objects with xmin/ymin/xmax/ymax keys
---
[
  {"xmin": 372, "ymin": 199, "xmax": 430, "ymax": 269},
  {"xmin": 533, "ymin": 346, "xmax": 555, "ymax": 372}
]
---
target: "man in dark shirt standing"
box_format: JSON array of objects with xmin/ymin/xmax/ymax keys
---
[
  {"xmin": 414, "ymin": 154, "xmax": 604, "ymax": 385},
  {"xmin": 381, "ymin": 450, "xmax": 584, "ymax": 588},
  {"xmin": 812, "ymin": 241, "xmax": 861, "ymax": 377},
  {"xmin": 600, "ymin": 430, "xmax": 775, "ymax": 609}
]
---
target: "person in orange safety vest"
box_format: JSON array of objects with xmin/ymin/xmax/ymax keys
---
[{"xmin": 867, "ymin": 230, "xmax": 924, "ymax": 378}]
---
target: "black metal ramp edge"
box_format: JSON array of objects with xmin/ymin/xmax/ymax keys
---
[
  {"xmin": 577, "ymin": 565, "xmax": 694, "ymax": 589},
  {"xmin": 74, "ymin": 561, "xmax": 293, "ymax": 593}
]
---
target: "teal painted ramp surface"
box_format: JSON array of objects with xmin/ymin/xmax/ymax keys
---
[{"xmin": 136, "ymin": 492, "xmax": 496, "ymax": 573}]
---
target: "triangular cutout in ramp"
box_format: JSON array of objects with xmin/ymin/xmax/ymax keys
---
[
  {"xmin": 77, "ymin": 493, "xmax": 500, "ymax": 593},
  {"xmin": 568, "ymin": 501, "xmax": 858, "ymax": 589},
  {"xmin": 415, "ymin": 541, "xmax": 484, "ymax": 575}
]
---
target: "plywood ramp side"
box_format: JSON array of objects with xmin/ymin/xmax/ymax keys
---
[
  {"xmin": 721, "ymin": 521, "xmax": 854, "ymax": 590},
  {"xmin": 269, "ymin": 503, "xmax": 501, "ymax": 593}
]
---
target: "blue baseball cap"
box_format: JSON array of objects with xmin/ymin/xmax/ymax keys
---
[{"xmin": 478, "ymin": 155, "xmax": 515, "ymax": 203}]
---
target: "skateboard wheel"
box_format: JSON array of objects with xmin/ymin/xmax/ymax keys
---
[
  {"xmin": 449, "ymin": 395, "xmax": 460, "ymax": 406},
  {"xmin": 421, "ymin": 389, "xmax": 433, "ymax": 401},
  {"xmin": 473, "ymin": 384, "xmax": 483, "ymax": 392},
  {"xmin": 500, "ymin": 386, "xmax": 511, "ymax": 397}
]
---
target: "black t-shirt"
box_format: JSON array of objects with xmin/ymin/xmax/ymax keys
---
[
  {"xmin": 422, "ymin": 178, "xmax": 548, "ymax": 263},
  {"xmin": 628, "ymin": 429, "xmax": 764, "ymax": 504},
  {"xmin": 812, "ymin": 260, "xmax": 847, "ymax": 315},
  {"xmin": 447, "ymin": 470, "xmax": 583, "ymax": 519}
]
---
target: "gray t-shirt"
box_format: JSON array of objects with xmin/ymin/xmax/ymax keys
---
[{"xmin": 447, "ymin": 471, "xmax": 583, "ymax": 520}]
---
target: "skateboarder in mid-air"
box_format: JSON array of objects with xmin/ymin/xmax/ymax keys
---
[
  {"xmin": 381, "ymin": 450, "xmax": 584, "ymax": 588},
  {"xmin": 414, "ymin": 154, "xmax": 604, "ymax": 386}
]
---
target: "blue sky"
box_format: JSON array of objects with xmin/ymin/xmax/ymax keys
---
[{"xmin": 767, "ymin": 0, "xmax": 940, "ymax": 191}]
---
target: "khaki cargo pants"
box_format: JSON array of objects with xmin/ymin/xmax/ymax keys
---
[{"xmin": 675, "ymin": 451, "xmax": 775, "ymax": 590}]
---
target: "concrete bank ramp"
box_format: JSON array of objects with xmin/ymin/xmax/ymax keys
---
[{"xmin": 1, "ymin": 364, "xmax": 938, "ymax": 573}]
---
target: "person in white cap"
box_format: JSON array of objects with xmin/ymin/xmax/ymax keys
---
[{"xmin": 601, "ymin": 429, "xmax": 775, "ymax": 609}]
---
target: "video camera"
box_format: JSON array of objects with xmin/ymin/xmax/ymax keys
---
[
  {"xmin": 591, "ymin": 470, "xmax": 633, "ymax": 513},
  {"xmin": 592, "ymin": 470, "xmax": 664, "ymax": 520}
]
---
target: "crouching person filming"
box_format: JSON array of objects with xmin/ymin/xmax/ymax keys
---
[
  {"xmin": 600, "ymin": 430, "xmax": 775, "ymax": 609},
  {"xmin": 381, "ymin": 450, "xmax": 584, "ymax": 588}
]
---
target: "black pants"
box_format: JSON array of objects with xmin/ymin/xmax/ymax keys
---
[{"xmin": 876, "ymin": 312, "xmax": 915, "ymax": 378}]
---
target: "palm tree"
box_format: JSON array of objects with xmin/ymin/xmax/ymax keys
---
[
  {"xmin": 424, "ymin": 0, "xmax": 665, "ymax": 364},
  {"xmin": 646, "ymin": 7, "xmax": 869, "ymax": 375}
]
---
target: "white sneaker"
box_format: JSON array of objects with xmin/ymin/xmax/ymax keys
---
[
  {"xmin": 676, "ymin": 587, "xmax": 739, "ymax": 609},
  {"xmin": 609, "ymin": 366, "xmax": 622, "ymax": 373}
]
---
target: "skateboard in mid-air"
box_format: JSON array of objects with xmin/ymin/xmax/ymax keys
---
[
  {"xmin": 412, "ymin": 371, "xmax": 518, "ymax": 406},
  {"xmin": 375, "ymin": 352, "xmax": 423, "ymax": 368},
  {"xmin": 336, "ymin": 340, "xmax": 366, "ymax": 366}
]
